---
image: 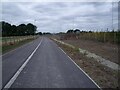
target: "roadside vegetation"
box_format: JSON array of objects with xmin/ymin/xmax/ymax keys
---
[
  {"xmin": 51, "ymin": 28, "xmax": 119, "ymax": 88},
  {"xmin": 2, "ymin": 36, "xmax": 38, "ymax": 54},
  {"xmin": 59, "ymin": 29, "xmax": 120, "ymax": 44},
  {"xmin": 1, "ymin": 21, "xmax": 37, "ymax": 37},
  {"xmin": 0, "ymin": 21, "xmax": 53, "ymax": 54},
  {"xmin": 53, "ymin": 29, "xmax": 119, "ymax": 64},
  {"xmin": 54, "ymin": 39, "xmax": 119, "ymax": 88},
  {"xmin": 0, "ymin": 21, "xmax": 41, "ymax": 54}
]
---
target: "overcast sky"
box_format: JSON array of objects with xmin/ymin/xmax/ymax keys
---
[{"xmin": 1, "ymin": 1, "xmax": 118, "ymax": 33}]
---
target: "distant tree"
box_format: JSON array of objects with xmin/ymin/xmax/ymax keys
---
[
  {"xmin": 89, "ymin": 31, "xmax": 93, "ymax": 33},
  {"xmin": 1, "ymin": 21, "xmax": 6, "ymax": 36},
  {"xmin": 17, "ymin": 24, "xmax": 27, "ymax": 36},
  {"xmin": 2, "ymin": 21, "xmax": 12, "ymax": 36},
  {"xmin": 74, "ymin": 29, "xmax": 80, "ymax": 33},
  {"xmin": 43, "ymin": 32, "xmax": 51, "ymax": 35},
  {"xmin": 58, "ymin": 32, "xmax": 65, "ymax": 34},
  {"xmin": 1, "ymin": 21, "xmax": 37, "ymax": 36},
  {"xmin": 66, "ymin": 29, "xmax": 74, "ymax": 33},
  {"xmin": 81, "ymin": 31, "xmax": 87, "ymax": 33},
  {"xmin": 38, "ymin": 32, "xmax": 42, "ymax": 35},
  {"xmin": 26, "ymin": 23, "xmax": 37, "ymax": 35},
  {"xmin": 11, "ymin": 25, "xmax": 17, "ymax": 36}
]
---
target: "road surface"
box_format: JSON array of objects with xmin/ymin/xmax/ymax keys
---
[{"xmin": 2, "ymin": 37, "xmax": 100, "ymax": 88}]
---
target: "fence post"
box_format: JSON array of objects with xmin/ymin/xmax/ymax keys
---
[{"xmin": 104, "ymin": 31, "xmax": 106, "ymax": 42}]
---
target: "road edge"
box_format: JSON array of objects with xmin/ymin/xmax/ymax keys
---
[
  {"xmin": 3, "ymin": 38, "xmax": 43, "ymax": 89},
  {"xmin": 58, "ymin": 47, "xmax": 101, "ymax": 89},
  {"xmin": 1, "ymin": 37, "xmax": 39, "ymax": 57}
]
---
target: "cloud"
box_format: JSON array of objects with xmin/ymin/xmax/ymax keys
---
[{"xmin": 1, "ymin": 2, "xmax": 118, "ymax": 33}]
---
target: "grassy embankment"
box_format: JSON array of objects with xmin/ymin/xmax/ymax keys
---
[
  {"xmin": 52, "ymin": 38, "xmax": 119, "ymax": 88},
  {"xmin": 1, "ymin": 36, "xmax": 39, "ymax": 54}
]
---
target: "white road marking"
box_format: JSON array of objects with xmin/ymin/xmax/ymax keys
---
[
  {"xmin": 3, "ymin": 38, "xmax": 43, "ymax": 89},
  {"xmin": 58, "ymin": 47, "xmax": 101, "ymax": 89}
]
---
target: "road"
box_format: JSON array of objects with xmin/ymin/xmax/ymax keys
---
[{"xmin": 2, "ymin": 37, "xmax": 100, "ymax": 88}]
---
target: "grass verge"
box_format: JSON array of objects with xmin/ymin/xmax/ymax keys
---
[
  {"xmin": 54, "ymin": 40, "xmax": 119, "ymax": 89},
  {"xmin": 2, "ymin": 38, "xmax": 37, "ymax": 54}
]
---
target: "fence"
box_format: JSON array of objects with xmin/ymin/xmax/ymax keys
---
[
  {"xmin": 1, "ymin": 35, "xmax": 38, "ymax": 46},
  {"xmin": 79, "ymin": 32, "xmax": 119, "ymax": 44},
  {"xmin": 63, "ymin": 31, "xmax": 120, "ymax": 44}
]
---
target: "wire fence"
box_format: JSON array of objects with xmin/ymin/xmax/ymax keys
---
[
  {"xmin": 0, "ymin": 35, "xmax": 38, "ymax": 46},
  {"xmin": 63, "ymin": 31, "xmax": 120, "ymax": 44}
]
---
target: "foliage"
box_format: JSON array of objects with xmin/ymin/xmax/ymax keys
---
[
  {"xmin": 67, "ymin": 29, "xmax": 74, "ymax": 33},
  {"xmin": 43, "ymin": 32, "xmax": 52, "ymax": 35},
  {"xmin": 36, "ymin": 32, "xmax": 42, "ymax": 35},
  {"xmin": 1, "ymin": 21, "xmax": 37, "ymax": 36},
  {"xmin": 64, "ymin": 29, "xmax": 120, "ymax": 44}
]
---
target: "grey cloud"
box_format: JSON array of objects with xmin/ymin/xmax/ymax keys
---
[
  {"xmin": 1, "ymin": 2, "xmax": 118, "ymax": 33},
  {"xmin": 2, "ymin": 3, "xmax": 26, "ymax": 17}
]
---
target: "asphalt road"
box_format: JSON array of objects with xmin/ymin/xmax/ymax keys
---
[{"xmin": 2, "ymin": 37, "xmax": 100, "ymax": 88}]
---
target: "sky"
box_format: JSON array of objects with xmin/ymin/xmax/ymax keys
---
[{"xmin": 1, "ymin": 0, "xmax": 119, "ymax": 33}]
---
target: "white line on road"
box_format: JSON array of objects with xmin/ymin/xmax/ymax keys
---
[
  {"xmin": 3, "ymin": 38, "xmax": 43, "ymax": 89},
  {"xmin": 58, "ymin": 47, "xmax": 101, "ymax": 89}
]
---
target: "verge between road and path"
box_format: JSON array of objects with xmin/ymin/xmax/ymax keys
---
[{"xmin": 3, "ymin": 38, "xmax": 43, "ymax": 89}]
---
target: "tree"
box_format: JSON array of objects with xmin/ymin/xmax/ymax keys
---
[
  {"xmin": 36, "ymin": 32, "xmax": 42, "ymax": 35},
  {"xmin": 2, "ymin": 21, "xmax": 12, "ymax": 36},
  {"xmin": 67, "ymin": 29, "xmax": 74, "ymax": 33},
  {"xmin": 38, "ymin": 32, "xmax": 42, "ymax": 35},
  {"xmin": 26, "ymin": 23, "xmax": 37, "ymax": 35},
  {"xmin": 11, "ymin": 25, "xmax": 17, "ymax": 36},
  {"xmin": 43, "ymin": 32, "xmax": 51, "ymax": 35},
  {"xmin": 17, "ymin": 24, "xmax": 27, "ymax": 36},
  {"xmin": 74, "ymin": 29, "xmax": 80, "ymax": 33},
  {"xmin": 1, "ymin": 21, "xmax": 37, "ymax": 36}
]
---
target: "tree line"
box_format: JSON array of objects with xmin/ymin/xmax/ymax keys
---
[
  {"xmin": 1, "ymin": 21, "xmax": 37, "ymax": 37},
  {"xmin": 62, "ymin": 28, "xmax": 120, "ymax": 44}
]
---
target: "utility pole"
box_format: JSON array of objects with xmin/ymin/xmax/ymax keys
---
[{"xmin": 112, "ymin": 2, "xmax": 116, "ymax": 43}]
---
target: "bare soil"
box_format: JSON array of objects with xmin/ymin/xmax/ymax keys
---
[
  {"xmin": 55, "ymin": 41, "xmax": 119, "ymax": 88},
  {"xmin": 62, "ymin": 39, "xmax": 118, "ymax": 64}
]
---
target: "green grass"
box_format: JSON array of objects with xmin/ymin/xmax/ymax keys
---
[{"xmin": 2, "ymin": 38, "xmax": 36, "ymax": 54}]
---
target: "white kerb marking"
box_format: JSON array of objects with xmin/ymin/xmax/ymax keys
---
[
  {"xmin": 58, "ymin": 47, "xmax": 101, "ymax": 89},
  {"xmin": 3, "ymin": 38, "xmax": 43, "ymax": 89}
]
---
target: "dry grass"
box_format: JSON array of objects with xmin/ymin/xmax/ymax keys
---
[
  {"xmin": 2, "ymin": 36, "xmax": 38, "ymax": 54},
  {"xmin": 55, "ymin": 40, "xmax": 119, "ymax": 89},
  {"xmin": 62, "ymin": 39, "xmax": 118, "ymax": 64}
]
